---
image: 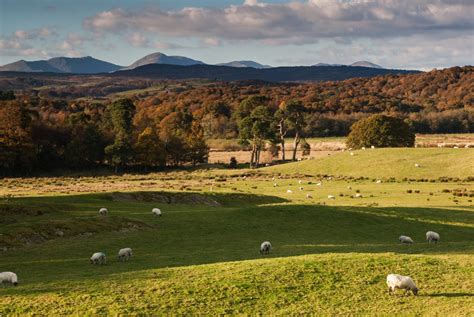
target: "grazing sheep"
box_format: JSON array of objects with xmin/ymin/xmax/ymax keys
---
[
  {"xmin": 350, "ymin": 152, "xmax": 355, "ymax": 156},
  {"xmin": 298, "ymin": 180, "xmax": 303, "ymax": 184},
  {"xmin": 376, "ymin": 180, "xmax": 382, "ymax": 184},
  {"xmin": 99, "ymin": 208, "xmax": 108, "ymax": 216},
  {"xmin": 362, "ymin": 146, "xmax": 366, "ymax": 150},
  {"xmin": 354, "ymin": 193, "xmax": 363, "ymax": 198},
  {"xmin": 426, "ymin": 231, "xmax": 440, "ymax": 244},
  {"xmin": 152, "ymin": 208, "xmax": 162, "ymax": 216},
  {"xmin": 327, "ymin": 195, "xmax": 335, "ymax": 200},
  {"xmin": 0, "ymin": 272, "xmax": 18, "ymax": 287},
  {"xmin": 371, "ymin": 145, "xmax": 375, "ymax": 149},
  {"xmin": 415, "ymin": 163, "xmax": 421, "ymax": 168},
  {"xmin": 260, "ymin": 241, "xmax": 272, "ymax": 255},
  {"xmin": 399, "ymin": 235, "xmax": 414, "ymax": 244},
  {"xmin": 316, "ymin": 182, "xmax": 322, "ymax": 186},
  {"xmin": 465, "ymin": 145, "xmax": 470, "ymax": 148},
  {"xmin": 347, "ymin": 186, "xmax": 352, "ymax": 190},
  {"xmin": 90, "ymin": 252, "xmax": 107, "ymax": 265},
  {"xmin": 306, "ymin": 193, "xmax": 313, "ymax": 199},
  {"xmin": 287, "ymin": 189, "xmax": 293, "ymax": 194},
  {"xmin": 273, "ymin": 183, "xmax": 278, "ymax": 187},
  {"xmin": 299, "ymin": 186, "xmax": 304, "ymax": 191},
  {"xmin": 454, "ymin": 146, "xmax": 459, "ymax": 149},
  {"xmin": 118, "ymin": 248, "xmax": 133, "ymax": 261},
  {"xmin": 272, "ymin": 177, "xmax": 275, "ymax": 181},
  {"xmin": 386, "ymin": 274, "xmax": 419, "ymax": 296}
]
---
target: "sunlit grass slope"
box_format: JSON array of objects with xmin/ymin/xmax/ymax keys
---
[{"xmin": 264, "ymin": 148, "xmax": 474, "ymax": 179}]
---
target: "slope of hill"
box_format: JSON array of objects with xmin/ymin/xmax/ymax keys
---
[
  {"xmin": 217, "ymin": 60, "xmax": 271, "ymax": 68},
  {"xmin": 126, "ymin": 52, "xmax": 205, "ymax": 69},
  {"xmin": 350, "ymin": 61, "xmax": 383, "ymax": 68},
  {"xmin": 264, "ymin": 148, "xmax": 474, "ymax": 179},
  {"xmin": 112, "ymin": 64, "xmax": 416, "ymax": 82},
  {"xmin": 0, "ymin": 56, "xmax": 122, "ymax": 73}
]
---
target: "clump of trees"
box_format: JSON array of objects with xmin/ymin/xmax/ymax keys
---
[
  {"xmin": 346, "ymin": 114, "xmax": 415, "ymax": 149},
  {"xmin": 0, "ymin": 95, "xmax": 208, "ymax": 175}
]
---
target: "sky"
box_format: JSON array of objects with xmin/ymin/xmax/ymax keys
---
[{"xmin": 0, "ymin": 0, "xmax": 473, "ymax": 70}]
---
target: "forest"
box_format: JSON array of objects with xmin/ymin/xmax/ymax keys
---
[{"xmin": 0, "ymin": 66, "xmax": 472, "ymax": 174}]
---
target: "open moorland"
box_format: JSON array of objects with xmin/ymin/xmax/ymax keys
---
[{"xmin": 1, "ymin": 148, "xmax": 473, "ymax": 315}]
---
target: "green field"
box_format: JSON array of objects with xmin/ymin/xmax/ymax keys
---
[{"xmin": 0, "ymin": 148, "xmax": 473, "ymax": 314}]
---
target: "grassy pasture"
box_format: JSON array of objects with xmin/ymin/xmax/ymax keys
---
[{"xmin": 0, "ymin": 148, "xmax": 473, "ymax": 314}]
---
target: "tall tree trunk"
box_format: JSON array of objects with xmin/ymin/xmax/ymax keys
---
[
  {"xmin": 292, "ymin": 130, "xmax": 300, "ymax": 161},
  {"xmin": 279, "ymin": 118, "xmax": 286, "ymax": 161},
  {"xmin": 250, "ymin": 144, "xmax": 256, "ymax": 168}
]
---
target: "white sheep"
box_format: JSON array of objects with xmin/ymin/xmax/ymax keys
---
[
  {"xmin": 347, "ymin": 186, "xmax": 352, "ymax": 190},
  {"xmin": 426, "ymin": 231, "xmax": 440, "ymax": 244},
  {"xmin": 90, "ymin": 252, "xmax": 107, "ymax": 265},
  {"xmin": 99, "ymin": 208, "xmax": 108, "ymax": 216},
  {"xmin": 350, "ymin": 152, "xmax": 355, "ymax": 156},
  {"xmin": 306, "ymin": 193, "xmax": 313, "ymax": 199},
  {"xmin": 399, "ymin": 235, "xmax": 414, "ymax": 244},
  {"xmin": 272, "ymin": 177, "xmax": 275, "ymax": 181},
  {"xmin": 386, "ymin": 274, "xmax": 419, "ymax": 296},
  {"xmin": 376, "ymin": 180, "xmax": 382, "ymax": 184},
  {"xmin": 327, "ymin": 195, "xmax": 335, "ymax": 200},
  {"xmin": 152, "ymin": 208, "xmax": 162, "ymax": 216},
  {"xmin": 371, "ymin": 145, "xmax": 375, "ymax": 149},
  {"xmin": 273, "ymin": 183, "xmax": 278, "ymax": 187},
  {"xmin": 354, "ymin": 193, "xmax": 363, "ymax": 198},
  {"xmin": 316, "ymin": 182, "xmax": 322, "ymax": 186},
  {"xmin": 415, "ymin": 163, "xmax": 421, "ymax": 168},
  {"xmin": 287, "ymin": 189, "xmax": 293, "ymax": 194},
  {"xmin": 260, "ymin": 241, "xmax": 272, "ymax": 255},
  {"xmin": 362, "ymin": 146, "xmax": 366, "ymax": 150},
  {"xmin": 299, "ymin": 186, "xmax": 304, "ymax": 191},
  {"xmin": 118, "ymin": 248, "xmax": 133, "ymax": 261},
  {"xmin": 0, "ymin": 272, "xmax": 18, "ymax": 286}
]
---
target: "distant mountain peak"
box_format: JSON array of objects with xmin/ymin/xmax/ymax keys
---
[
  {"xmin": 217, "ymin": 60, "xmax": 271, "ymax": 69},
  {"xmin": 350, "ymin": 61, "xmax": 383, "ymax": 68},
  {"xmin": 0, "ymin": 56, "xmax": 122, "ymax": 74},
  {"xmin": 126, "ymin": 52, "xmax": 205, "ymax": 69}
]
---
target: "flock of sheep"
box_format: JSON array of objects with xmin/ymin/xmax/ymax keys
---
[{"xmin": 0, "ymin": 181, "xmax": 440, "ymax": 297}]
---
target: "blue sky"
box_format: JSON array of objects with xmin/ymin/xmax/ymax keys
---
[{"xmin": 1, "ymin": 0, "xmax": 473, "ymax": 69}]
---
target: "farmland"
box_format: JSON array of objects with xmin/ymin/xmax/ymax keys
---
[{"xmin": 0, "ymin": 148, "xmax": 473, "ymax": 314}]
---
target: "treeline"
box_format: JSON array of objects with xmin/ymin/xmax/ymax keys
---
[
  {"xmin": 133, "ymin": 66, "xmax": 473, "ymax": 138},
  {"xmin": 0, "ymin": 97, "xmax": 208, "ymax": 175}
]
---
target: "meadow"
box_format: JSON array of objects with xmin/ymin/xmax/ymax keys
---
[{"xmin": 0, "ymin": 148, "xmax": 473, "ymax": 315}]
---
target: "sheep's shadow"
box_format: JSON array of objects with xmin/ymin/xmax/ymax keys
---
[{"xmin": 423, "ymin": 292, "xmax": 474, "ymax": 298}]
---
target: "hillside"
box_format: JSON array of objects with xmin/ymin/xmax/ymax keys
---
[
  {"xmin": 112, "ymin": 64, "xmax": 416, "ymax": 82},
  {"xmin": 0, "ymin": 56, "xmax": 122, "ymax": 73},
  {"xmin": 264, "ymin": 148, "xmax": 474, "ymax": 179},
  {"xmin": 125, "ymin": 52, "xmax": 205, "ymax": 69}
]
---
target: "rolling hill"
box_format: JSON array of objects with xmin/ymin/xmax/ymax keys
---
[
  {"xmin": 111, "ymin": 64, "xmax": 416, "ymax": 82},
  {"xmin": 125, "ymin": 52, "xmax": 205, "ymax": 69}
]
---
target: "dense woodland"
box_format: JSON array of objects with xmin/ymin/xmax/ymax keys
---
[{"xmin": 0, "ymin": 66, "xmax": 472, "ymax": 174}]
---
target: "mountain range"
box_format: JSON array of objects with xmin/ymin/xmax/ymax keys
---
[{"xmin": 0, "ymin": 52, "xmax": 386, "ymax": 74}]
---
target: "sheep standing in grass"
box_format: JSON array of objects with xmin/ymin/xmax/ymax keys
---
[
  {"xmin": 299, "ymin": 186, "xmax": 304, "ymax": 191},
  {"xmin": 415, "ymin": 163, "xmax": 421, "ymax": 168},
  {"xmin": 327, "ymin": 195, "xmax": 335, "ymax": 200},
  {"xmin": 0, "ymin": 272, "xmax": 18, "ymax": 286},
  {"xmin": 118, "ymin": 248, "xmax": 133, "ymax": 261},
  {"xmin": 260, "ymin": 241, "xmax": 272, "ymax": 255},
  {"xmin": 99, "ymin": 208, "xmax": 108, "ymax": 216},
  {"xmin": 399, "ymin": 235, "xmax": 414, "ymax": 244},
  {"xmin": 152, "ymin": 208, "xmax": 162, "ymax": 216},
  {"xmin": 287, "ymin": 189, "xmax": 293, "ymax": 194},
  {"xmin": 426, "ymin": 231, "xmax": 440, "ymax": 244},
  {"xmin": 90, "ymin": 252, "xmax": 107, "ymax": 265},
  {"xmin": 387, "ymin": 274, "xmax": 419, "ymax": 296}
]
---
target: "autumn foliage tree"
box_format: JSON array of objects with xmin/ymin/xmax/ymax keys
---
[{"xmin": 346, "ymin": 114, "xmax": 415, "ymax": 149}]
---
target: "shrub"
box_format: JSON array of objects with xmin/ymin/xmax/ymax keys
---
[
  {"xmin": 346, "ymin": 114, "xmax": 415, "ymax": 149},
  {"xmin": 229, "ymin": 157, "xmax": 238, "ymax": 169}
]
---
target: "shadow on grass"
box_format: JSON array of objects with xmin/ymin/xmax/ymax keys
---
[{"xmin": 1, "ymin": 197, "xmax": 473, "ymax": 292}]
